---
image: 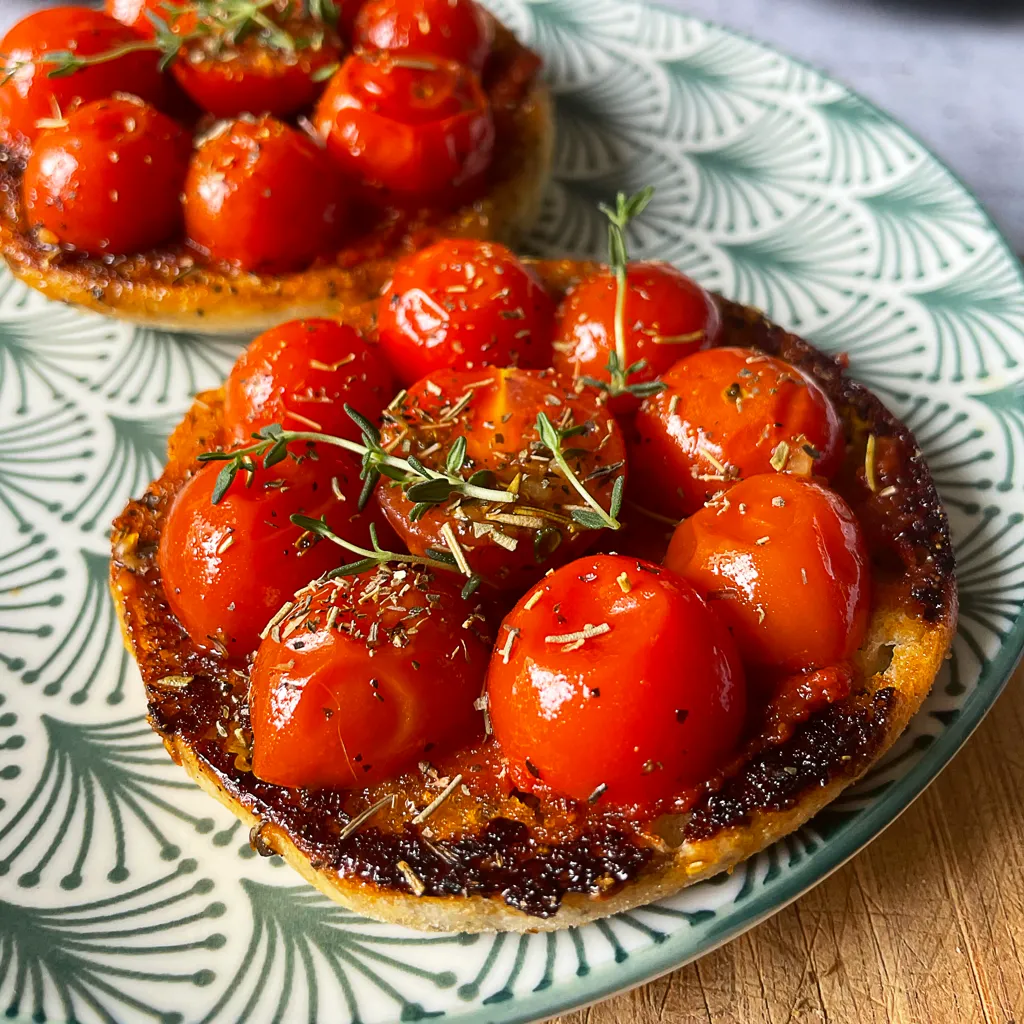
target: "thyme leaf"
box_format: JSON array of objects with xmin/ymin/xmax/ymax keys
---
[
  {"xmin": 293, "ymin": 516, "xmax": 482, "ymax": 592},
  {"xmin": 534, "ymin": 412, "xmax": 621, "ymax": 531},
  {"xmin": 197, "ymin": 409, "xmax": 515, "ymax": 517},
  {"xmin": 588, "ymin": 186, "xmax": 668, "ymax": 399}
]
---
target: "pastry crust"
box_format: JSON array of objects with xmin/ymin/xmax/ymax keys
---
[
  {"xmin": 0, "ymin": 30, "xmax": 552, "ymax": 334},
  {"xmin": 110, "ymin": 262, "xmax": 957, "ymax": 932}
]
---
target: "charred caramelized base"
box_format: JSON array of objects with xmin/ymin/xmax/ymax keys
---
[
  {"xmin": 0, "ymin": 27, "xmax": 552, "ymax": 333},
  {"xmin": 110, "ymin": 262, "xmax": 957, "ymax": 929}
]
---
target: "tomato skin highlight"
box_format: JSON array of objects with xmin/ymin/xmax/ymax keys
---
[
  {"xmin": 377, "ymin": 367, "xmax": 626, "ymax": 590},
  {"xmin": 487, "ymin": 554, "xmax": 746, "ymax": 808},
  {"xmin": 158, "ymin": 443, "xmax": 382, "ymax": 659},
  {"xmin": 313, "ymin": 53, "xmax": 494, "ymax": 203},
  {"xmin": 553, "ymin": 262, "xmax": 719, "ymax": 415},
  {"xmin": 378, "ymin": 239, "xmax": 555, "ymax": 383},
  {"xmin": 632, "ymin": 347, "xmax": 845, "ymax": 518},
  {"xmin": 354, "ymin": 0, "xmax": 494, "ymax": 72},
  {"xmin": 223, "ymin": 318, "xmax": 393, "ymax": 445},
  {"xmin": 23, "ymin": 97, "xmax": 189, "ymax": 255},
  {"xmin": 664, "ymin": 473, "xmax": 870, "ymax": 675},
  {"xmin": 249, "ymin": 568, "xmax": 491, "ymax": 790},
  {"xmin": 0, "ymin": 7, "xmax": 167, "ymax": 155},
  {"xmin": 183, "ymin": 115, "xmax": 348, "ymax": 274}
]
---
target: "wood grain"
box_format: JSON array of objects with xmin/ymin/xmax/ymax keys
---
[{"xmin": 552, "ymin": 665, "xmax": 1024, "ymax": 1024}]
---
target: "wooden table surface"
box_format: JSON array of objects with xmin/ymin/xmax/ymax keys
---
[{"xmin": 553, "ymin": 663, "xmax": 1024, "ymax": 1024}]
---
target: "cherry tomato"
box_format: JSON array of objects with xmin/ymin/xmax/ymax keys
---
[
  {"xmin": 355, "ymin": 0, "xmax": 493, "ymax": 72},
  {"xmin": 378, "ymin": 239, "xmax": 554, "ymax": 383},
  {"xmin": 632, "ymin": 347, "xmax": 845, "ymax": 518},
  {"xmin": 170, "ymin": 8, "xmax": 343, "ymax": 118},
  {"xmin": 0, "ymin": 7, "xmax": 167, "ymax": 154},
  {"xmin": 487, "ymin": 554, "xmax": 746, "ymax": 809},
  {"xmin": 664, "ymin": 474, "xmax": 870, "ymax": 675},
  {"xmin": 183, "ymin": 115, "xmax": 347, "ymax": 274},
  {"xmin": 377, "ymin": 367, "xmax": 627, "ymax": 590},
  {"xmin": 552, "ymin": 262, "xmax": 719, "ymax": 415},
  {"xmin": 250, "ymin": 565, "xmax": 491, "ymax": 789},
  {"xmin": 22, "ymin": 96, "xmax": 189, "ymax": 255},
  {"xmin": 104, "ymin": 0, "xmax": 176, "ymax": 37},
  {"xmin": 224, "ymin": 318, "xmax": 394, "ymax": 445},
  {"xmin": 313, "ymin": 52, "xmax": 494, "ymax": 203},
  {"xmin": 159, "ymin": 443, "xmax": 381, "ymax": 658}
]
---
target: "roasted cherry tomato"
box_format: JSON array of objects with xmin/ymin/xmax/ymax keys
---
[
  {"xmin": 378, "ymin": 239, "xmax": 554, "ymax": 383},
  {"xmin": 313, "ymin": 52, "xmax": 494, "ymax": 203},
  {"xmin": 250, "ymin": 565, "xmax": 491, "ymax": 789},
  {"xmin": 169, "ymin": 7, "xmax": 343, "ymax": 118},
  {"xmin": 552, "ymin": 262, "xmax": 719, "ymax": 415},
  {"xmin": 23, "ymin": 96, "xmax": 189, "ymax": 255},
  {"xmin": 184, "ymin": 115, "xmax": 347, "ymax": 274},
  {"xmin": 664, "ymin": 473, "xmax": 870, "ymax": 675},
  {"xmin": 159, "ymin": 443, "xmax": 381, "ymax": 658},
  {"xmin": 487, "ymin": 554, "xmax": 746, "ymax": 809},
  {"xmin": 377, "ymin": 367, "xmax": 626, "ymax": 590},
  {"xmin": 0, "ymin": 7, "xmax": 167, "ymax": 154},
  {"xmin": 355, "ymin": 0, "xmax": 493, "ymax": 72},
  {"xmin": 632, "ymin": 347, "xmax": 845, "ymax": 518},
  {"xmin": 224, "ymin": 318, "xmax": 393, "ymax": 445}
]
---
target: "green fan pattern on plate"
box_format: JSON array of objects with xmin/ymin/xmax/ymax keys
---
[{"xmin": 2, "ymin": 1, "xmax": 1024, "ymax": 1020}]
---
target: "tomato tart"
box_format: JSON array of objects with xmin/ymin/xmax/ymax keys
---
[
  {"xmin": 0, "ymin": 1, "xmax": 551, "ymax": 332},
  {"xmin": 110, "ymin": 201, "xmax": 956, "ymax": 932}
]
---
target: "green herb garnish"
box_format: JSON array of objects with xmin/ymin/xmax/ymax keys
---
[
  {"xmin": 534, "ymin": 412, "xmax": 623, "ymax": 531},
  {"xmin": 198, "ymin": 406, "xmax": 516, "ymax": 512},
  {"xmin": 578, "ymin": 186, "xmax": 669, "ymax": 401}
]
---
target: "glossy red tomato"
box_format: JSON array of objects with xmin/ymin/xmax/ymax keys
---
[
  {"xmin": 354, "ymin": 0, "xmax": 493, "ymax": 72},
  {"xmin": 184, "ymin": 115, "xmax": 347, "ymax": 274},
  {"xmin": 159, "ymin": 443, "xmax": 382, "ymax": 659},
  {"xmin": 250, "ymin": 566, "xmax": 491, "ymax": 789},
  {"xmin": 224, "ymin": 319, "xmax": 394, "ymax": 445},
  {"xmin": 313, "ymin": 52, "xmax": 494, "ymax": 203},
  {"xmin": 664, "ymin": 474, "xmax": 870, "ymax": 674},
  {"xmin": 378, "ymin": 239, "xmax": 554, "ymax": 383},
  {"xmin": 632, "ymin": 347, "xmax": 845, "ymax": 518},
  {"xmin": 0, "ymin": 7, "xmax": 167, "ymax": 154},
  {"xmin": 22, "ymin": 96, "xmax": 189, "ymax": 255},
  {"xmin": 552, "ymin": 262, "xmax": 720, "ymax": 415},
  {"xmin": 487, "ymin": 554, "xmax": 746, "ymax": 809},
  {"xmin": 104, "ymin": 0, "xmax": 175, "ymax": 37},
  {"xmin": 170, "ymin": 8, "xmax": 343, "ymax": 118},
  {"xmin": 377, "ymin": 367, "xmax": 627, "ymax": 590}
]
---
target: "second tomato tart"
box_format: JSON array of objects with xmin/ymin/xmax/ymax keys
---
[
  {"xmin": 0, "ymin": 1, "xmax": 551, "ymax": 332},
  {"xmin": 110, "ymin": 215, "xmax": 956, "ymax": 933}
]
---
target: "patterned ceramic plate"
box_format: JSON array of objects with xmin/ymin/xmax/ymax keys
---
[{"xmin": 2, "ymin": 1, "xmax": 1023, "ymax": 1021}]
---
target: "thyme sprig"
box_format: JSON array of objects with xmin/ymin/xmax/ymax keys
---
[
  {"xmin": 197, "ymin": 409, "xmax": 515, "ymax": 510},
  {"xmin": 580, "ymin": 186, "xmax": 668, "ymax": 401},
  {"xmin": 290, "ymin": 517, "xmax": 484, "ymax": 599},
  {"xmin": 1, "ymin": 0, "xmax": 332, "ymax": 84},
  {"xmin": 534, "ymin": 413, "xmax": 623, "ymax": 531}
]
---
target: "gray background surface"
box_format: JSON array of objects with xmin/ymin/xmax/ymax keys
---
[{"xmin": 3, "ymin": 0, "xmax": 1022, "ymax": 250}]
